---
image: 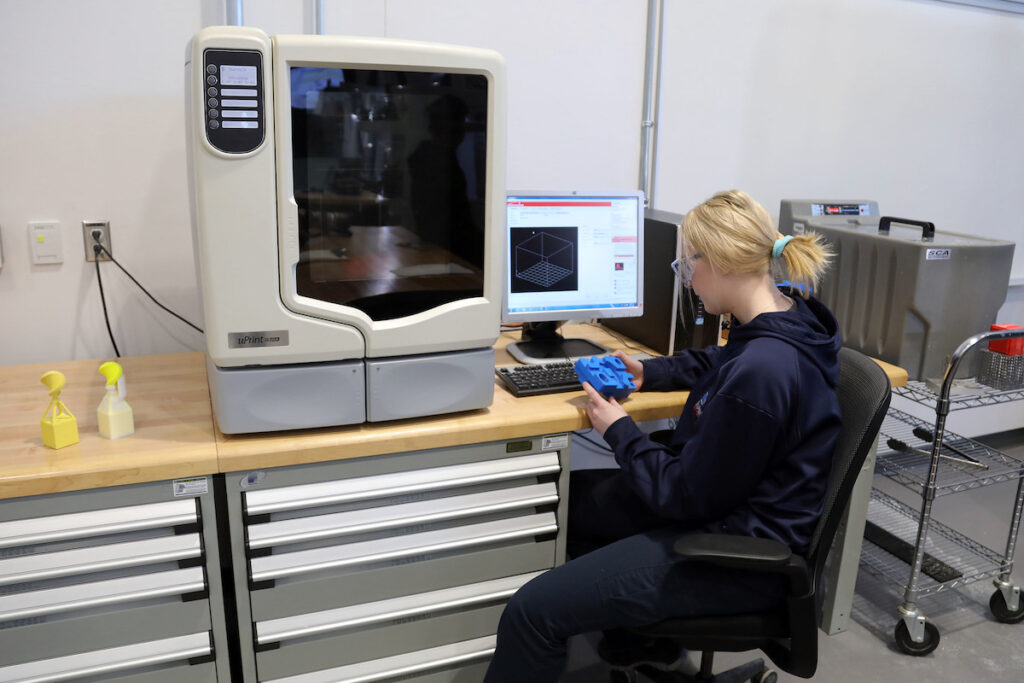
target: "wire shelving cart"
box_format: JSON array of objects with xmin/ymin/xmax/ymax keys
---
[{"xmin": 860, "ymin": 328, "xmax": 1024, "ymax": 655}]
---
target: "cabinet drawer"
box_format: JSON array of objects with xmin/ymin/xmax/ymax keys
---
[
  {"xmin": 256, "ymin": 570, "xmax": 542, "ymax": 647},
  {"xmin": 248, "ymin": 482, "xmax": 557, "ymax": 550},
  {"xmin": 0, "ymin": 566, "xmax": 206, "ymax": 622},
  {"xmin": 0, "ymin": 631, "xmax": 212, "ymax": 683},
  {"xmin": 249, "ymin": 540, "xmax": 555, "ymax": 624},
  {"xmin": 0, "ymin": 600, "xmax": 212, "ymax": 670},
  {"xmin": 244, "ymin": 452, "xmax": 560, "ymax": 516},
  {"xmin": 0, "ymin": 533, "xmax": 201, "ymax": 586},
  {"xmin": 261, "ymin": 635, "xmax": 495, "ymax": 683},
  {"xmin": 0, "ymin": 499, "xmax": 199, "ymax": 549},
  {"xmin": 250, "ymin": 513, "xmax": 557, "ymax": 583}
]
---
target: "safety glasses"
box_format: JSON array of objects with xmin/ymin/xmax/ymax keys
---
[{"xmin": 670, "ymin": 252, "xmax": 702, "ymax": 287}]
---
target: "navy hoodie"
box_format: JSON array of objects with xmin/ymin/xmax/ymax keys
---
[{"xmin": 603, "ymin": 295, "xmax": 842, "ymax": 555}]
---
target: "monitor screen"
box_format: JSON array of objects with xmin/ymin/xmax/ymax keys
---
[{"xmin": 502, "ymin": 191, "xmax": 644, "ymax": 362}]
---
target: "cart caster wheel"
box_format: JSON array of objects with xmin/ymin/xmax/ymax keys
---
[
  {"xmin": 990, "ymin": 589, "xmax": 1024, "ymax": 623},
  {"xmin": 894, "ymin": 619, "xmax": 940, "ymax": 656},
  {"xmin": 609, "ymin": 670, "xmax": 637, "ymax": 683},
  {"xmin": 752, "ymin": 670, "xmax": 778, "ymax": 683}
]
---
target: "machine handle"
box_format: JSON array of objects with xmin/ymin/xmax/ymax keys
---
[{"xmin": 878, "ymin": 216, "xmax": 935, "ymax": 241}]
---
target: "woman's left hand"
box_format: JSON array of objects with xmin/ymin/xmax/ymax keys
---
[{"xmin": 581, "ymin": 381, "xmax": 629, "ymax": 436}]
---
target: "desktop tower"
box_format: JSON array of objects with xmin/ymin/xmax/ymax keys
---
[{"xmin": 602, "ymin": 209, "xmax": 721, "ymax": 355}]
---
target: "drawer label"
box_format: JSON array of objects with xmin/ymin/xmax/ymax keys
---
[
  {"xmin": 173, "ymin": 476, "xmax": 209, "ymax": 497},
  {"xmin": 926, "ymin": 248, "xmax": 951, "ymax": 260},
  {"xmin": 542, "ymin": 434, "xmax": 569, "ymax": 450}
]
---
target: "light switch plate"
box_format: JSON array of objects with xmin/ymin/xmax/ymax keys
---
[{"xmin": 29, "ymin": 221, "xmax": 63, "ymax": 265}]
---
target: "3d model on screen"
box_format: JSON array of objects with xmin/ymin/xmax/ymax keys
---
[{"xmin": 514, "ymin": 230, "xmax": 576, "ymax": 288}]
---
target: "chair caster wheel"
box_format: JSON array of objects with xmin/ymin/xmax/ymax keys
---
[
  {"xmin": 609, "ymin": 670, "xmax": 638, "ymax": 683},
  {"xmin": 752, "ymin": 669, "xmax": 778, "ymax": 683}
]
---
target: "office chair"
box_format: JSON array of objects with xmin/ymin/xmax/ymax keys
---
[{"xmin": 599, "ymin": 347, "xmax": 892, "ymax": 683}]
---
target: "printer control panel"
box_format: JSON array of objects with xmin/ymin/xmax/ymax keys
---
[{"xmin": 202, "ymin": 49, "xmax": 264, "ymax": 154}]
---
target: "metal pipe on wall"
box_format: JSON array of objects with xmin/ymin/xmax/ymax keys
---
[
  {"xmin": 226, "ymin": 0, "xmax": 243, "ymax": 26},
  {"xmin": 312, "ymin": 0, "xmax": 325, "ymax": 34},
  {"xmin": 638, "ymin": 0, "xmax": 664, "ymax": 207}
]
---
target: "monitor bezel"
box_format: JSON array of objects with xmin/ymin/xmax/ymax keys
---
[{"xmin": 502, "ymin": 189, "xmax": 645, "ymax": 325}]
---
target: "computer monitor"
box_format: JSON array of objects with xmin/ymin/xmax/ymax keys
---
[{"xmin": 503, "ymin": 190, "xmax": 644, "ymax": 363}]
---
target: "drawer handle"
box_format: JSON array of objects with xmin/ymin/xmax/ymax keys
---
[
  {"xmin": 248, "ymin": 483, "xmax": 558, "ymax": 549},
  {"xmin": 0, "ymin": 632, "xmax": 211, "ymax": 683},
  {"xmin": 245, "ymin": 452, "xmax": 561, "ymax": 515},
  {"xmin": 250, "ymin": 513, "xmax": 558, "ymax": 582},
  {"xmin": 257, "ymin": 570, "xmax": 544, "ymax": 645},
  {"xmin": 0, "ymin": 499, "xmax": 198, "ymax": 549},
  {"xmin": 0, "ymin": 567, "xmax": 206, "ymax": 622},
  {"xmin": 263, "ymin": 635, "xmax": 495, "ymax": 683},
  {"xmin": 0, "ymin": 533, "xmax": 202, "ymax": 587}
]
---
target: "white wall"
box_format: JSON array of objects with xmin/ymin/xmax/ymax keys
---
[
  {"xmin": 654, "ymin": 0, "xmax": 1024, "ymax": 321},
  {"xmin": 0, "ymin": 0, "xmax": 646, "ymax": 366},
  {"xmin": 1, "ymin": 0, "xmax": 1021, "ymax": 367}
]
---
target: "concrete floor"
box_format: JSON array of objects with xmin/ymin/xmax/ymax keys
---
[{"xmin": 561, "ymin": 429, "xmax": 1024, "ymax": 682}]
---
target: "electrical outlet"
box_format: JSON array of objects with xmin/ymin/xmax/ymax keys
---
[{"xmin": 83, "ymin": 220, "xmax": 112, "ymax": 262}]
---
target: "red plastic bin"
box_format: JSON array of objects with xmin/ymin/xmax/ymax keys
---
[{"xmin": 989, "ymin": 324, "xmax": 1024, "ymax": 356}]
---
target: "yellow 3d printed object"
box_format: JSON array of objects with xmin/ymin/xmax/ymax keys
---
[
  {"xmin": 40, "ymin": 371, "xmax": 79, "ymax": 449},
  {"xmin": 97, "ymin": 361, "xmax": 135, "ymax": 439}
]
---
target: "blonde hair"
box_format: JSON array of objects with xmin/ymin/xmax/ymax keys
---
[{"xmin": 681, "ymin": 189, "xmax": 832, "ymax": 297}]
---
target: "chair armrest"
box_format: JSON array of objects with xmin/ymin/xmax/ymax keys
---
[
  {"xmin": 673, "ymin": 533, "xmax": 791, "ymax": 568},
  {"xmin": 673, "ymin": 534, "xmax": 811, "ymax": 594}
]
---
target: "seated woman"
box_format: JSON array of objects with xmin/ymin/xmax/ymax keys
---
[{"xmin": 483, "ymin": 190, "xmax": 841, "ymax": 682}]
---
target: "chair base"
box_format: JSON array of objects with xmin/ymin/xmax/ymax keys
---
[{"xmin": 606, "ymin": 651, "xmax": 775, "ymax": 683}]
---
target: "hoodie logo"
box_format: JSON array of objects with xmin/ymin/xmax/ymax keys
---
[{"xmin": 694, "ymin": 391, "xmax": 709, "ymax": 418}]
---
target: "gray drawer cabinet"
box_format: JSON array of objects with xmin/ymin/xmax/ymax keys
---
[
  {"xmin": 0, "ymin": 477, "xmax": 231, "ymax": 682},
  {"xmin": 222, "ymin": 435, "xmax": 571, "ymax": 682}
]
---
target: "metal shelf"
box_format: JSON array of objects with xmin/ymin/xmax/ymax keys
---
[
  {"xmin": 876, "ymin": 408, "xmax": 1024, "ymax": 495},
  {"xmin": 893, "ymin": 380, "xmax": 1024, "ymax": 410},
  {"xmin": 861, "ymin": 490, "xmax": 1010, "ymax": 598}
]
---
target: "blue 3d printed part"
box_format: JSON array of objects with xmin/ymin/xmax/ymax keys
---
[{"xmin": 574, "ymin": 356, "xmax": 636, "ymax": 399}]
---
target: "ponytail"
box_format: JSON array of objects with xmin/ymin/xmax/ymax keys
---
[{"xmin": 772, "ymin": 231, "xmax": 832, "ymax": 298}]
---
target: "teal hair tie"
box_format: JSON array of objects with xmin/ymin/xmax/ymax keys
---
[{"xmin": 772, "ymin": 235, "xmax": 794, "ymax": 259}]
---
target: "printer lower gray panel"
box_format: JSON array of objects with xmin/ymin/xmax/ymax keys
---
[{"xmin": 207, "ymin": 346, "xmax": 495, "ymax": 433}]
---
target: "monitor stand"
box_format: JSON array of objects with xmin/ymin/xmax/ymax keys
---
[{"xmin": 505, "ymin": 321, "xmax": 608, "ymax": 365}]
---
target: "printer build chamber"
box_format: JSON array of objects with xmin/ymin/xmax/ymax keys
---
[{"xmin": 779, "ymin": 201, "xmax": 1015, "ymax": 381}]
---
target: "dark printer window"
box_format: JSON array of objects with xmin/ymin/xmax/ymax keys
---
[{"xmin": 290, "ymin": 67, "xmax": 488, "ymax": 321}]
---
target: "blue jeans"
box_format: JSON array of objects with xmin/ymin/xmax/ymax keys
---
[{"xmin": 482, "ymin": 469, "xmax": 787, "ymax": 682}]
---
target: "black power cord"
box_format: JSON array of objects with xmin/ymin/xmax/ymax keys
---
[
  {"xmin": 94, "ymin": 253, "xmax": 121, "ymax": 358},
  {"xmin": 90, "ymin": 234, "xmax": 204, "ymax": 356}
]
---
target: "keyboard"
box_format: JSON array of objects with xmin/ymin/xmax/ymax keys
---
[{"xmin": 495, "ymin": 361, "xmax": 582, "ymax": 397}]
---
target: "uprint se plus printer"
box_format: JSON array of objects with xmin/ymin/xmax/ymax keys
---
[{"xmin": 186, "ymin": 27, "xmax": 507, "ymax": 433}]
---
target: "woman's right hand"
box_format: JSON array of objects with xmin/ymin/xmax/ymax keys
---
[{"xmin": 610, "ymin": 350, "xmax": 644, "ymax": 390}]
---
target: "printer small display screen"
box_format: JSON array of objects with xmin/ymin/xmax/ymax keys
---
[
  {"xmin": 220, "ymin": 64, "xmax": 258, "ymax": 86},
  {"xmin": 811, "ymin": 203, "xmax": 871, "ymax": 216}
]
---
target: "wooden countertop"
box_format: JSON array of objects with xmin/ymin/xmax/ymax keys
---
[
  {"xmin": 0, "ymin": 353, "xmax": 218, "ymax": 500},
  {"xmin": 0, "ymin": 324, "xmax": 907, "ymax": 499}
]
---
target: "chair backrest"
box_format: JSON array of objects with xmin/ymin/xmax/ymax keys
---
[{"xmin": 805, "ymin": 347, "xmax": 891, "ymax": 584}]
